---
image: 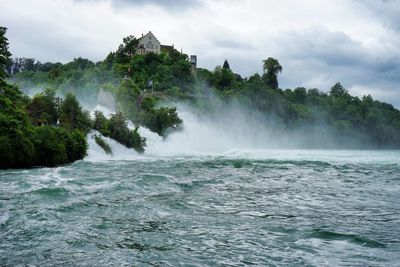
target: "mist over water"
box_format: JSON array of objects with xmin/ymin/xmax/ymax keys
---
[{"xmin": 86, "ymin": 100, "xmax": 363, "ymax": 160}]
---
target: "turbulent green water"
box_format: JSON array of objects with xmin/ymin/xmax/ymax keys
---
[{"xmin": 1, "ymin": 150, "xmax": 400, "ymax": 266}]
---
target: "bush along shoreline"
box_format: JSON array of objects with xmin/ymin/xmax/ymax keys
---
[{"xmin": 1, "ymin": 26, "xmax": 147, "ymax": 169}]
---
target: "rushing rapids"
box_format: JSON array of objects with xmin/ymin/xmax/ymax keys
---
[{"xmin": 1, "ymin": 105, "xmax": 400, "ymax": 266}]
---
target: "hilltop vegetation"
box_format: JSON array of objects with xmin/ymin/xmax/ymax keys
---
[
  {"xmin": 0, "ymin": 27, "xmax": 147, "ymax": 169},
  {"xmin": 1, "ymin": 40, "xmax": 88, "ymax": 168},
  {"xmin": 6, "ymin": 28, "xmax": 400, "ymax": 152}
]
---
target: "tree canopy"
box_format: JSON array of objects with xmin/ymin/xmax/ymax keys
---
[
  {"xmin": 0, "ymin": 26, "xmax": 11, "ymax": 81},
  {"xmin": 262, "ymin": 57, "xmax": 283, "ymax": 89},
  {"xmin": 7, "ymin": 32, "xmax": 400, "ymax": 150}
]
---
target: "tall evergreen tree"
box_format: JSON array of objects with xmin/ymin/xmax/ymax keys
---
[
  {"xmin": 223, "ymin": 59, "xmax": 230, "ymax": 70},
  {"xmin": 0, "ymin": 26, "xmax": 12, "ymax": 81}
]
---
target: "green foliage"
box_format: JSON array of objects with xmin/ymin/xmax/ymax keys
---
[
  {"xmin": 0, "ymin": 84, "xmax": 88, "ymax": 168},
  {"xmin": 7, "ymin": 29, "xmax": 400, "ymax": 149},
  {"xmin": 28, "ymin": 88, "xmax": 58, "ymax": 126},
  {"xmin": 262, "ymin": 57, "xmax": 282, "ymax": 89},
  {"xmin": 223, "ymin": 59, "xmax": 230, "ymax": 70},
  {"xmin": 65, "ymin": 57, "xmax": 94, "ymax": 70},
  {"xmin": 101, "ymin": 52, "xmax": 116, "ymax": 70},
  {"xmin": 116, "ymin": 78, "xmax": 142, "ymax": 120},
  {"xmin": 0, "ymin": 82, "xmax": 87, "ymax": 169},
  {"xmin": 31, "ymin": 126, "xmax": 87, "ymax": 167},
  {"xmin": 143, "ymin": 107, "xmax": 182, "ymax": 136},
  {"xmin": 115, "ymin": 78, "xmax": 183, "ymax": 136},
  {"xmin": 0, "ymin": 79, "xmax": 36, "ymax": 168},
  {"xmin": 115, "ymin": 35, "xmax": 139, "ymax": 64},
  {"xmin": 0, "ymin": 26, "xmax": 11, "ymax": 81},
  {"xmin": 108, "ymin": 112, "xmax": 146, "ymax": 153},
  {"xmin": 64, "ymin": 129, "xmax": 87, "ymax": 162},
  {"xmin": 93, "ymin": 110, "xmax": 110, "ymax": 135},
  {"xmin": 94, "ymin": 134, "xmax": 112, "ymax": 155},
  {"xmin": 59, "ymin": 92, "xmax": 92, "ymax": 133},
  {"xmin": 213, "ymin": 66, "xmax": 236, "ymax": 90},
  {"xmin": 93, "ymin": 111, "xmax": 146, "ymax": 153},
  {"xmin": 0, "ymin": 124, "xmax": 35, "ymax": 169},
  {"xmin": 330, "ymin": 82, "xmax": 347, "ymax": 98},
  {"xmin": 141, "ymin": 95, "xmax": 157, "ymax": 112},
  {"xmin": 0, "ymin": 28, "xmax": 91, "ymax": 169}
]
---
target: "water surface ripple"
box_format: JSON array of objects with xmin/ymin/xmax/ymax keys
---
[{"xmin": 1, "ymin": 150, "xmax": 400, "ymax": 266}]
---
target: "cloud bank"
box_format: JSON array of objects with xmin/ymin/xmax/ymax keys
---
[{"xmin": 0, "ymin": 0, "xmax": 399, "ymax": 106}]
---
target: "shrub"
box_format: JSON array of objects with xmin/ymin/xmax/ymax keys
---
[
  {"xmin": 94, "ymin": 134, "xmax": 112, "ymax": 155},
  {"xmin": 142, "ymin": 107, "xmax": 182, "ymax": 136},
  {"xmin": 31, "ymin": 126, "xmax": 87, "ymax": 167}
]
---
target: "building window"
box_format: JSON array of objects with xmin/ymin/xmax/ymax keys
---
[{"xmin": 146, "ymin": 42, "xmax": 154, "ymax": 49}]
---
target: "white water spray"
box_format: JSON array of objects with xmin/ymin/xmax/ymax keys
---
[{"xmin": 86, "ymin": 103, "xmax": 280, "ymax": 160}]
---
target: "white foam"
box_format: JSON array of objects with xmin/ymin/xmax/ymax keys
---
[
  {"xmin": 84, "ymin": 105, "xmax": 400, "ymax": 165},
  {"xmin": 91, "ymin": 104, "xmax": 115, "ymax": 118},
  {"xmin": 0, "ymin": 209, "xmax": 10, "ymax": 225},
  {"xmin": 85, "ymin": 130, "xmax": 141, "ymax": 162}
]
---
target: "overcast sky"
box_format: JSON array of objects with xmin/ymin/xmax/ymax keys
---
[{"xmin": 1, "ymin": 0, "xmax": 399, "ymax": 106}]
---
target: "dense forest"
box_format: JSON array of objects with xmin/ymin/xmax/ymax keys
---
[
  {"xmin": 0, "ymin": 27, "xmax": 145, "ymax": 168},
  {"xmin": 2, "ymin": 26, "xmax": 400, "ymax": 168}
]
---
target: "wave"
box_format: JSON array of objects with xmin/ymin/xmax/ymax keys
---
[
  {"xmin": 308, "ymin": 229, "xmax": 386, "ymax": 248},
  {"xmin": 0, "ymin": 209, "xmax": 10, "ymax": 225}
]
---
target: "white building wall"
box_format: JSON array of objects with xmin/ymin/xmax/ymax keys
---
[{"xmin": 138, "ymin": 31, "xmax": 161, "ymax": 54}]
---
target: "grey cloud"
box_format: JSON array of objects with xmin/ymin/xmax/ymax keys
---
[
  {"xmin": 75, "ymin": 0, "xmax": 202, "ymax": 11},
  {"xmin": 269, "ymin": 28, "xmax": 400, "ymax": 106},
  {"xmin": 201, "ymin": 26, "xmax": 400, "ymax": 107},
  {"xmin": 213, "ymin": 39, "xmax": 254, "ymax": 50},
  {"xmin": 354, "ymin": 0, "xmax": 400, "ymax": 32},
  {"xmin": 276, "ymin": 29, "xmax": 367, "ymax": 67},
  {"xmin": 2, "ymin": 0, "xmax": 400, "ymax": 107}
]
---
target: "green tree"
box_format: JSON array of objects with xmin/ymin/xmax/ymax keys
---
[
  {"xmin": 108, "ymin": 112, "xmax": 146, "ymax": 153},
  {"xmin": 213, "ymin": 66, "xmax": 235, "ymax": 90},
  {"xmin": 65, "ymin": 57, "xmax": 94, "ymax": 70},
  {"xmin": 93, "ymin": 110, "xmax": 110, "ymax": 135},
  {"xmin": 330, "ymin": 82, "xmax": 347, "ymax": 98},
  {"xmin": 31, "ymin": 126, "xmax": 87, "ymax": 167},
  {"xmin": 262, "ymin": 57, "xmax": 282, "ymax": 89},
  {"xmin": 117, "ymin": 79, "xmax": 142, "ymax": 120},
  {"xmin": 101, "ymin": 52, "xmax": 116, "ymax": 70},
  {"xmin": 0, "ymin": 26, "xmax": 12, "ymax": 81},
  {"xmin": 28, "ymin": 88, "xmax": 58, "ymax": 126},
  {"xmin": 223, "ymin": 59, "xmax": 230, "ymax": 70},
  {"xmin": 0, "ymin": 27, "xmax": 35, "ymax": 168},
  {"xmin": 59, "ymin": 93, "xmax": 92, "ymax": 133},
  {"xmin": 123, "ymin": 35, "xmax": 139, "ymax": 58},
  {"xmin": 293, "ymin": 87, "xmax": 307, "ymax": 104},
  {"xmin": 94, "ymin": 134, "xmax": 112, "ymax": 155},
  {"xmin": 115, "ymin": 35, "xmax": 139, "ymax": 64},
  {"xmin": 143, "ymin": 107, "xmax": 182, "ymax": 136}
]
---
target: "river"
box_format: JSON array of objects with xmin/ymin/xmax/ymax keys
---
[
  {"xmin": 1, "ymin": 107, "xmax": 400, "ymax": 266},
  {"xmin": 1, "ymin": 149, "xmax": 400, "ymax": 266}
]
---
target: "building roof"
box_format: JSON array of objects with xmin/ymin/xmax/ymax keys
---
[
  {"xmin": 139, "ymin": 31, "xmax": 161, "ymax": 44},
  {"xmin": 161, "ymin": 44, "xmax": 175, "ymax": 53}
]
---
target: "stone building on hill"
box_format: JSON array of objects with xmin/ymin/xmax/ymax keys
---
[
  {"xmin": 135, "ymin": 31, "xmax": 198, "ymax": 72},
  {"xmin": 135, "ymin": 31, "xmax": 176, "ymax": 55},
  {"xmin": 136, "ymin": 31, "xmax": 161, "ymax": 55}
]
